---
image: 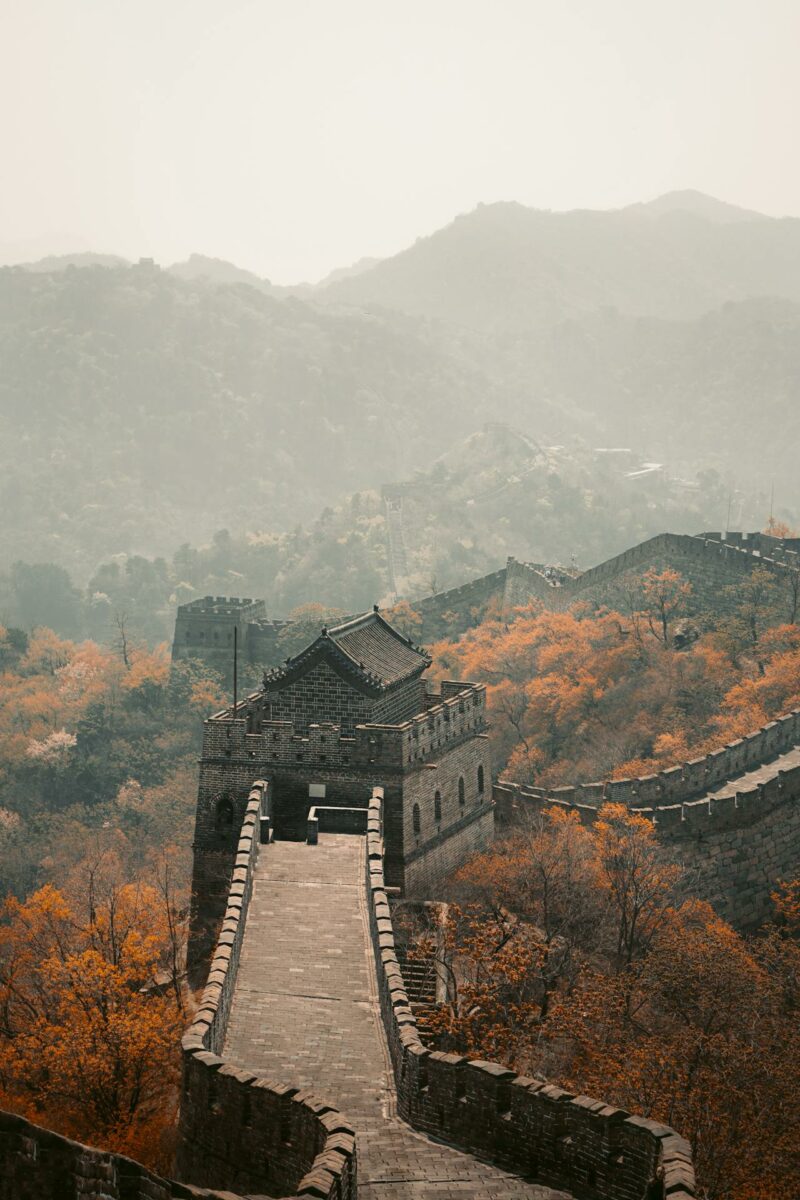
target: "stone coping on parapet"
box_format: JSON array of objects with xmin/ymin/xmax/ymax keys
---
[
  {"xmin": 178, "ymin": 781, "xmax": 356, "ymax": 1200},
  {"xmin": 495, "ymin": 755, "xmax": 800, "ymax": 844},
  {"xmin": 0, "ymin": 1108, "xmax": 252, "ymax": 1200},
  {"xmin": 500, "ymin": 707, "xmax": 800, "ymax": 814},
  {"xmin": 508, "ymin": 530, "xmax": 800, "ymax": 603},
  {"xmin": 364, "ymin": 791, "xmax": 696, "ymax": 1200},
  {"xmin": 177, "ymin": 595, "xmax": 266, "ymax": 616},
  {"xmin": 201, "ymin": 683, "xmax": 486, "ymax": 773}
]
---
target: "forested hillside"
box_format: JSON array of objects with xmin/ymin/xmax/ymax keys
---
[
  {"xmin": 0, "ymin": 425, "xmax": 739, "ymax": 646},
  {"xmin": 0, "ymin": 263, "xmax": 494, "ymax": 574},
  {"xmin": 431, "ymin": 560, "xmax": 800, "ymax": 784},
  {"xmin": 323, "ymin": 193, "xmax": 800, "ymax": 329},
  {"xmin": 2, "ymin": 195, "xmax": 800, "ymax": 596}
]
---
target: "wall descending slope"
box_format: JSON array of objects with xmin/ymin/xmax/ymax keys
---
[
  {"xmin": 365, "ymin": 793, "xmax": 697, "ymax": 1200},
  {"xmin": 495, "ymin": 707, "xmax": 800, "ymax": 927},
  {"xmin": 177, "ymin": 782, "xmax": 357, "ymax": 1199},
  {"xmin": 504, "ymin": 532, "xmax": 800, "ymax": 620},
  {"xmin": 408, "ymin": 567, "xmax": 508, "ymax": 640}
]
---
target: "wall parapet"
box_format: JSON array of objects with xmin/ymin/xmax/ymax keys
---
[
  {"xmin": 0, "ymin": 1108, "xmax": 244, "ymax": 1200},
  {"xmin": 177, "ymin": 781, "xmax": 357, "ymax": 1200},
  {"xmin": 498, "ymin": 708, "xmax": 800, "ymax": 815},
  {"xmin": 364, "ymin": 791, "xmax": 696, "ymax": 1200},
  {"xmin": 505, "ymin": 531, "xmax": 800, "ymax": 617},
  {"xmin": 201, "ymin": 682, "xmax": 487, "ymax": 775},
  {"xmin": 493, "ymin": 761, "xmax": 800, "ymax": 840}
]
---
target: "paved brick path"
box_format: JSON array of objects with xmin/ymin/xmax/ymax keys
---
[
  {"xmin": 224, "ymin": 835, "xmax": 570, "ymax": 1199},
  {"xmin": 705, "ymin": 744, "xmax": 800, "ymax": 801}
]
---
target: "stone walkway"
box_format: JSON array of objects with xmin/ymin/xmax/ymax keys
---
[
  {"xmin": 705, "ymin": 744, "xmax": 800, "ymax": 802},
  {"xmin": 224, "ymin": 835, "xmax": 570, "ymax": 1199}
]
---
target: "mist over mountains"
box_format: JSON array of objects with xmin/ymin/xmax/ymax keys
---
[
  {"xmin": 1, "ymin": 191, "xmax": 798, "ymax": 589},
  {"xmin": 321, "ymin": 191, "xmax": 800, "ymax": 330}
]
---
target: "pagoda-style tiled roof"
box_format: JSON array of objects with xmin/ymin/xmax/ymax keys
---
[{"xmin": 262, "ymin": 609, "xmax": 430, "ymax": 694}]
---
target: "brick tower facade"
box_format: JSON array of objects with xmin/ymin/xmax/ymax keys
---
[{"xmin": 187, "ymin": 609, "xmax": 494, "ymax": 976}]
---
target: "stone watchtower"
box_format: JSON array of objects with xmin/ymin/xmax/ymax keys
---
[{"xmin": 187, "ymin": 608, "xmax": 494, "ymax": 974}]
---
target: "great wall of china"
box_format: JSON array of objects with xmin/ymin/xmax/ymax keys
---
[
  {"xmin": 2, "ymin": 783, "xmax": 697, "ymax": 1199},
  {"xmin": 5, "ymin": 528, "xmax": 800, "ymax": 1197},
  {"xmin": 172, "ymin": 530, "xmax": 800, "ymax": 670},
  {"xmin": 495, "ymin": 704, "xmax": 800, "ymax": 929}
]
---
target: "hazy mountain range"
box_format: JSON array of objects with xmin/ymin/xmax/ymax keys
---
[
  {"xmin": 322, "ymin": 191, "xmax": 800, "ymax": 331},
  {"xmin": 1, "ymin": 191, "xmax": 798, "ymax": 582}
]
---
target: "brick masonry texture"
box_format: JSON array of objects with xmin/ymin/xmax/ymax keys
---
[
  {"xmin": 364, "ymin": 791, "xmax": 696, "ymax": 1200},
  {"xmin": 496, "ymin": 710, "xmax": 800, "ymax": 928},
  {"xmin": 221, "ymin": 824, "xmax": 565, "ymax": 1198},
  {"xmin": 0, "ymin": 1108, "xmax": 248, "ymax": 1200},
  {"xmin": 187, "ymin": 674, "xmax": 493, "ymax": 976},
  {"xmin": 0, "ymin": 792, "xmax": 697, "ymax": 1199},
  {"xmin": 177, "ymin": 784, "xmax": 357, "ymax": 1200}
]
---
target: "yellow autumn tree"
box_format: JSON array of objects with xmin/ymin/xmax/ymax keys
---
[{"xmin": 0, "ymin": 870, "xmax": 183, "ymax": 1174}]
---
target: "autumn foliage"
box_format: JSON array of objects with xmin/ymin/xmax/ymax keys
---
[
  {"xmin": 413, "ymin": 807, "xmax": 800, "ymax": 1200},
  {"xmin": 0, "ymin": 856, "xmax": 186, "ymax": 1173},
  {"xmin": 430, "ymin": 567, "xmax": 800, "ymax": 784},
  {"xmin": 0, "ymin": 624, "xmax": 226, "ymax": 1171}
]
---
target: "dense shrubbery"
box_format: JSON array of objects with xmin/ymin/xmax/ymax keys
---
[
  {"xmin": 413, "ymin": 806, "xmax": 800, "ymax": 1200},
  {"xmin": 0, "ymin": 624, "xmax": 226, "ymax": 1170},
  {"xmin": 431, "ymin": 566, "xmax": 800, "ymax": 784},
  {"xmin": 0, "ymin": 624, "xmax": 223, "ymax": 900}
]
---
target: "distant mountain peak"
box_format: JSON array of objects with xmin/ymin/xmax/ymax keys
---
[
  {"xmin": 166, "ymin": 254, "xmax": 272, "ymax": 290},
  {"xmin": 627, "ymin": 190, "xmax": 769, "ymax": 223},
  {"xmin": 315, "ymin": 256, "xmax": 382, "ymax": 289}
]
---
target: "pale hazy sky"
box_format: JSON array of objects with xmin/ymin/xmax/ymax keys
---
[{"xmin": 1, "ymin": 0, "xmax": 798, "ymax": 282}]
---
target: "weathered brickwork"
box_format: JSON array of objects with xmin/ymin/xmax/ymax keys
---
[
  {"xmin": 365, "ymin": 792, "xmax": 697, "ymax": 1200},
  {"xmin": 0, "ymin": 1108, "xmax": 246, "ymax": 1200},
  {"xmin": 496, "ymin": 716, "xmax": 800, "ymax": 928},
  {"xmin": 178, "ymin": 785, "xmax": 357, "ymax": 1199},
  {"xmin": 401, "ymin": 727, "xmax": 493, "ymax": 896},
  {"xmin": 187, "ymin": 644, "xmax": 493, "ymax": 978},
  {"xmin": 265, "ymin": 660, "xmax": 378, "ymax": 734},
  {"xmin": 504, "ymin": 532, "xmax": 800, "ymax": 623}
]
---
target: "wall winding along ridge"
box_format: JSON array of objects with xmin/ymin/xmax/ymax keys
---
[
  {"xmin": 494, "ymin": 708, "xmax": 800, "ymax": 927},
  {"xmin": 365, "ymin": 793, "xmax": 697, "ymax": 1200},
  {"xmin": 504, "ymin": 532, "xmax": 800, "ymax": 618},
  {"xmin": 177, "ymin": 782, "xmax": 357, "ymax": 1200}
]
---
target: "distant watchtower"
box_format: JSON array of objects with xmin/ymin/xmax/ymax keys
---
[
  {"xmin": 187, "ymin": 608, "xmax": 494, "ymax": 974},
  {"xmin": 172, "ymin": 596, "xmax": 266, "ymax": 676}
]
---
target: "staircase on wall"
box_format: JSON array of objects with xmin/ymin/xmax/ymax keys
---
[{"xmin": 384, "ymin": 492, "xmax": 410, "ymax": 599}]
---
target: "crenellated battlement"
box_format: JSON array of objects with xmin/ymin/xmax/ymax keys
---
[
  {"xmin": 365, "ymin": 790, "xmax": 696, "ymax": 1199},
  {"xmin": 203, "ymin": 681, "xmax": 487, "ymax": 774},
  {"xmin": 495, "ymin": 712, "xmax": 800, "ymax": 929},
  {"xmin": 504, "ymin": 708, "xmax": 800, "ymax": 812},
  {"xmin": 504, "ymin": 531, "xmax": 800, "ymax": 616},
  {"xmin": 179, "ymin": 595, "xmax": 264, "ymax": 617},
  {"xmin": 177, "ymin": 784, "xmax": 356, "ymax": 1199}
]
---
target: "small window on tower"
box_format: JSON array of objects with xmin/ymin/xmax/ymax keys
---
[
  {"xmin": 478, "ymin": 765, "xmax": 485, "ymax": 795},
  {"xmin": 458, "ymin": 777, "xmax": 465, "ymax": 807},
  {"xmin": 434, "ymin": 791, "xmax": 442, "ymax": 822},
  {"xmin": 413, "ymin": 803, "xmax": 421, "ymax": 835},
  {"xmin": 215, "ymin": 797, "xmax": 234, "ymax": 831}
]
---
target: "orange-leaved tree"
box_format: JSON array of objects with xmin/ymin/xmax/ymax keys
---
[
  {"xmin": 0, "ymin": 858, "xmax": 184, "ymax": 1174},
  {"xmin": 424, "ymin": 807, "xmax": 800, "ymax": 1200}
]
